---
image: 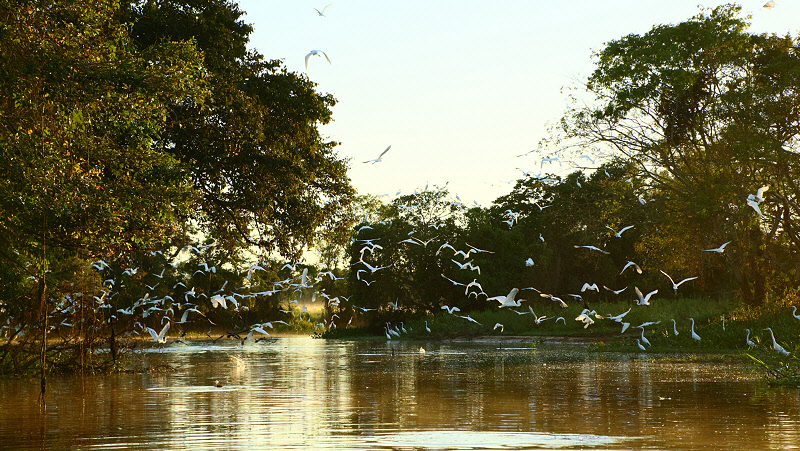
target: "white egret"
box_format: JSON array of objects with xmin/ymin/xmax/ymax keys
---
[
  {"xmin": 746, "ymin": 329, "xmax": 756, "ymax": 348},
  {"xmin": 635, "ymin": 287, "xmax": 658, "ymax": 305},
  {"xmin": 620, "ymin": 322, "xmax": 630, "ymax": 333},
  {"xmin": 425, "ymin": 321, "xmax": 431, "ymax": 333},
  {"xmin": 305, "ymin": 50, "xmax": 331, "ymax": 69},
  {"xmin": 638, "ymin": 327, "xmax": 651, "ymax": 346},
  {"xmin": 791, "ymin": 306, "xmax": 800, "ymax": 321},
  {"xmin": 441, "ymin": 305, "xmax": 460, "ymax": 314},
  {"xmin": 689, "ymin": 318, "xmax": 701, "ymax": 342},
  {"xmin": 574, "ymin": 245, "xmax": 610, "ymax": 254},
  {"xmin": 764, "ymin": 1, "xmax": 776, "ymax": 10},
  {"xmin": 362, "ymin": 145, "xmax": 391, "ymax": 164},
  {"xmin": 764, "ymin": 327, "xmax": 790, "ymax": 356},
  {"xmin": 555, "ymin": 317, "xmax": 566, "ymax": 325},
  {"xmin": 660, "ymin": 270, "xmax": 698, "ymax": 293},
  {"xmin": 525, "ymin": 258, "xmax": 535, "ymax": 267},
  {"xmin": 487, "ymin": 288, "xmax": 524, "ymax": 308},
  {"xmin": 146, "ymin": 322, "xmax": 170, "ymax": 343},
  {"xmin": 606, "ymin": 225, "xmax": 634, "ymax": 238},
  {"xmin": 493, "ymin": 323, "xmax": 504, "ymax": 333},
  {"xmin": 581, "ymin": 282, "xmax": 599, "ymax": 292},
  {"xmin": 637, "ymin": 339, "xmax": 647, "ymax": 351},
  {"xmin": 604, "ymin": 285, "xmax": 628, "ymax": 295},
  {"xmin": 605, "ymin": 308, "xmax": 631, "ymax": 323},
  {"xmin": 671, "ymin": 319, "xmax": 679, "ymax": 336},
  {"xmin": 702, "ymin": 241, "xmax": 731, "ymax": 253},
  {"xmin": 456, "ymin": 314, "xmax": 481, "ymax": 325},
  {"xmin": 620, "ymin": 261, "xmax": 642, "ymax": 275},
  {"xmin": 314, "ymin": 4, "xmax": 332, "ymax": 16}
]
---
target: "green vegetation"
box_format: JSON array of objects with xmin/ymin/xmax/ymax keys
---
[{"xmin": 1, "ymin": 2, "xmax": 799, "ymax": 388}]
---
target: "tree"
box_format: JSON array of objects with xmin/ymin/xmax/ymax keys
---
[
  {"xmin": 559, "ymin": 4, "xmax": 800, "ymax": 305},
  {"xmin": 122, "ymin": 0, "xmax": 355, "ymax": 259}
]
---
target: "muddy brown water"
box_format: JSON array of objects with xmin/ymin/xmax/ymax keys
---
[{"xmin": 2, "ymin": 336, "xmax": 798, "ymax": 450}]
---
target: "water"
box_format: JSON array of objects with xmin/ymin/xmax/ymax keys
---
[{"xmin": 2, "ymin": 337, "xmax": 799, "ymax": 450}]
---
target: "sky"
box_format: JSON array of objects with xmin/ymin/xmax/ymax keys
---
[{"xmin": 236, "ymin": 0, "xmax": 799, "ymax": 207}]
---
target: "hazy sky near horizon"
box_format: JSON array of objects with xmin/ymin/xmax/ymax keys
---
[{"xmin": 236, "ymin": 1, "xmax": 799, "ymax": 206}]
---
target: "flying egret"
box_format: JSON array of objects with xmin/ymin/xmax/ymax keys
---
[
  {"xmin": 702, "ymin": 241, "xmax": 731, "ymax": 253},
  {"xmin": 363, "ymin": 145, "xmax": 391, "ymax": 164},
  {"xmin": 314, "ymin": 4, "xmax": 332, "ymax": 16},
  {"xmin": 441, "ymin": 305, "xmax": 461, "ymax": 314},
  {"xmin": 604, "ymin": 285, "xmax": 628, "ymax": 295},
  {"xmin": 456, "ymin": 314, "xmax": 481, "ymax": 325},
  {"xmin": 605, "ymin": 308, "xmax": 631, "ymax": 323},
  {"xmin": 689, "ymin": 318, "xmax": 701, "ymax": 342},
  {"xmin": 763, "ymin": 1, "xmax": 776, "ymax": 10},
  {"xmin": 620, "ymin": 261, "xmax": 642, "ymax": 275},
  {"xmin": 635, "ymin": 287, "xmax": 658, "ymax": 305},
  {"xmin": 620, "ymin": 322, "xmax": 630, "ymax": 333},
  {"xmin": 581, "ymin": 282, "xmax": 599, "ymax": 292},
  {"xmin": 525, "ymin": 258, "xmax": 534, "ymax": 267},
  {"xmin": 745, "ymin": 329, "xmax": 757, "ymax": 348},
  {"xmin": 493, "ymin": 323, "xmax": 504, "ymax": 333},
  {"xmin": 574, "ymin": 245, "xmax": 610, "ymax": 254},
  {"xmin": 487, "ymin": 288, "xmax": 524, "ymax": 308},
  {"xmin": 606, "ymin": 225, "xmax": 634, "ymax": 238},
  {"xmin": 660, "ymin": 270, "xmax": 698, "ymax": 293},
  {"xmin": 305, "ymin": 50, "xmax": 331, "ymax": 69},
  {"xmin": 764, "ymin": 327, "xmax": 790, "ymax": 356},
  {"xmin": 146, "ymin": 322, "xmax": 170, "ymax": 343}
]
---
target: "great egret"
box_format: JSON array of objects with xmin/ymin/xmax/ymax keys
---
[
  {"xmin": 146, "ymin": 322, "xmax": 170, "ymax": 343},
  {"xmin": 638, "ymin": 327, "xmax": 651, "ymax": 346},
  {"xmin": 493, "ymin": 323, "xmax": 504, "ymax": 333},
  {"xmin": 637, "ymin": 339, "xmax": 647, "ymax": 351},
  {"xmin": 764, "ymin": 327, "xmax": 790, "ymax": 356},
  {"xmin": 314, "ymin": 4, "xmax": 332, "ymax": 16},
  {"xmin": 606, "ymin": 225, "xmax": 634, "ymax": 238},
  {"xmin": 659, "ymin": 270, "xmax": 698, "ymax": 293},
  {"xmin": 362, "ymin": 145, "xmax": 391, "ymax": 164},
  {"xmin": 635, "ymin": 287, "xmax": 658, "ymax": 305},
  {"xmin": 581, "ymin": 283, "xmax": 599, "ymax": 292},
  {"xmin": 305, "ymin": 50, "xmax": 331, "ymax": 69},
  {"xmin": 745, "ymin": 329, "xmax": 756, "ymax": 348},
  {"xmin": 689, "ymin": 318, "xmax": 701, "ymax": 342},
  {"xmin": 441, "ymin": 305, "xmax": 460, "ymax": 314},
  {"xmin": 425, "ymin": 321, "xmax": 431, "ymax": 333},
  {"xmin": 791, "ymin": 306, "xmax": 800, "ymax": 321},
  {"xmin": 574, "ymin": 245, "xmax": 610, "ymax": 254},
  {"xmin": 671, "ymin": 319, "xmax": 679, "ymax": 336},
  {"xmin": 620, "ymin": 261, "xmax": 642, "ymax": 274},
  {"xmin": 702, "ymin": 241, "xmax": 731, "ymax": 253},
  {"xmin": 488, "ymin": 288, "xmax": 524, "ymax": 308}
]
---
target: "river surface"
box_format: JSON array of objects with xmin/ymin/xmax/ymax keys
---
[{"xmin": 2, "ymin": 336, "xmax": 799, "ymax": 450}]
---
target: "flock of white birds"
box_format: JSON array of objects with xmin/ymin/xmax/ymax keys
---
[{"xmin": 14, "ymin": 3, "xmax": 796, "ymax": 359}]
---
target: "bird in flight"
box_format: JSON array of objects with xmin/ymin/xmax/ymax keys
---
[
  {"xmin": 314, "ymin": 4, "xmax": 332, "ymax": 16},
  {"xmin": 763, "ymin": 1, "xmax": 776, "ymax": 10},
  {"xmin": 606, "ymin": 225, "xmax": 634, "ymax": 238},
  {"xmin": 659, "ymin": 270, "xmax": 698, "ymax": 293},
  {"xmin": 305, "ymin": 50, "xmax": 331, "ymax": 69},
  {"xmin": 702, "ymin": 241, "xmax": 731, "ymax": 253},
  {"xmin": 363, "ymin": 145, "xmax": 391, "ymax": 164}
]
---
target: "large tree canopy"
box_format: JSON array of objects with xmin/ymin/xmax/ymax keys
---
[
  {"xmin": 122, "ymin": 0, "xmax": 355, "ymax": 258},
  {"xmin": 560, "ymin": 4, "xmax": 800, "ymax": 305}
]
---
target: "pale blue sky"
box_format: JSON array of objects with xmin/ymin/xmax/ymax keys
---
[{"xmin": 237, "ymin": 1, "xmax": 798, "ymax": 206}]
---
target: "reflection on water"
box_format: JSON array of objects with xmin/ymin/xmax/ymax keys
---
[{"xmin": 2, "ymin": 337, "xmax": 799, "ymax": 450}]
